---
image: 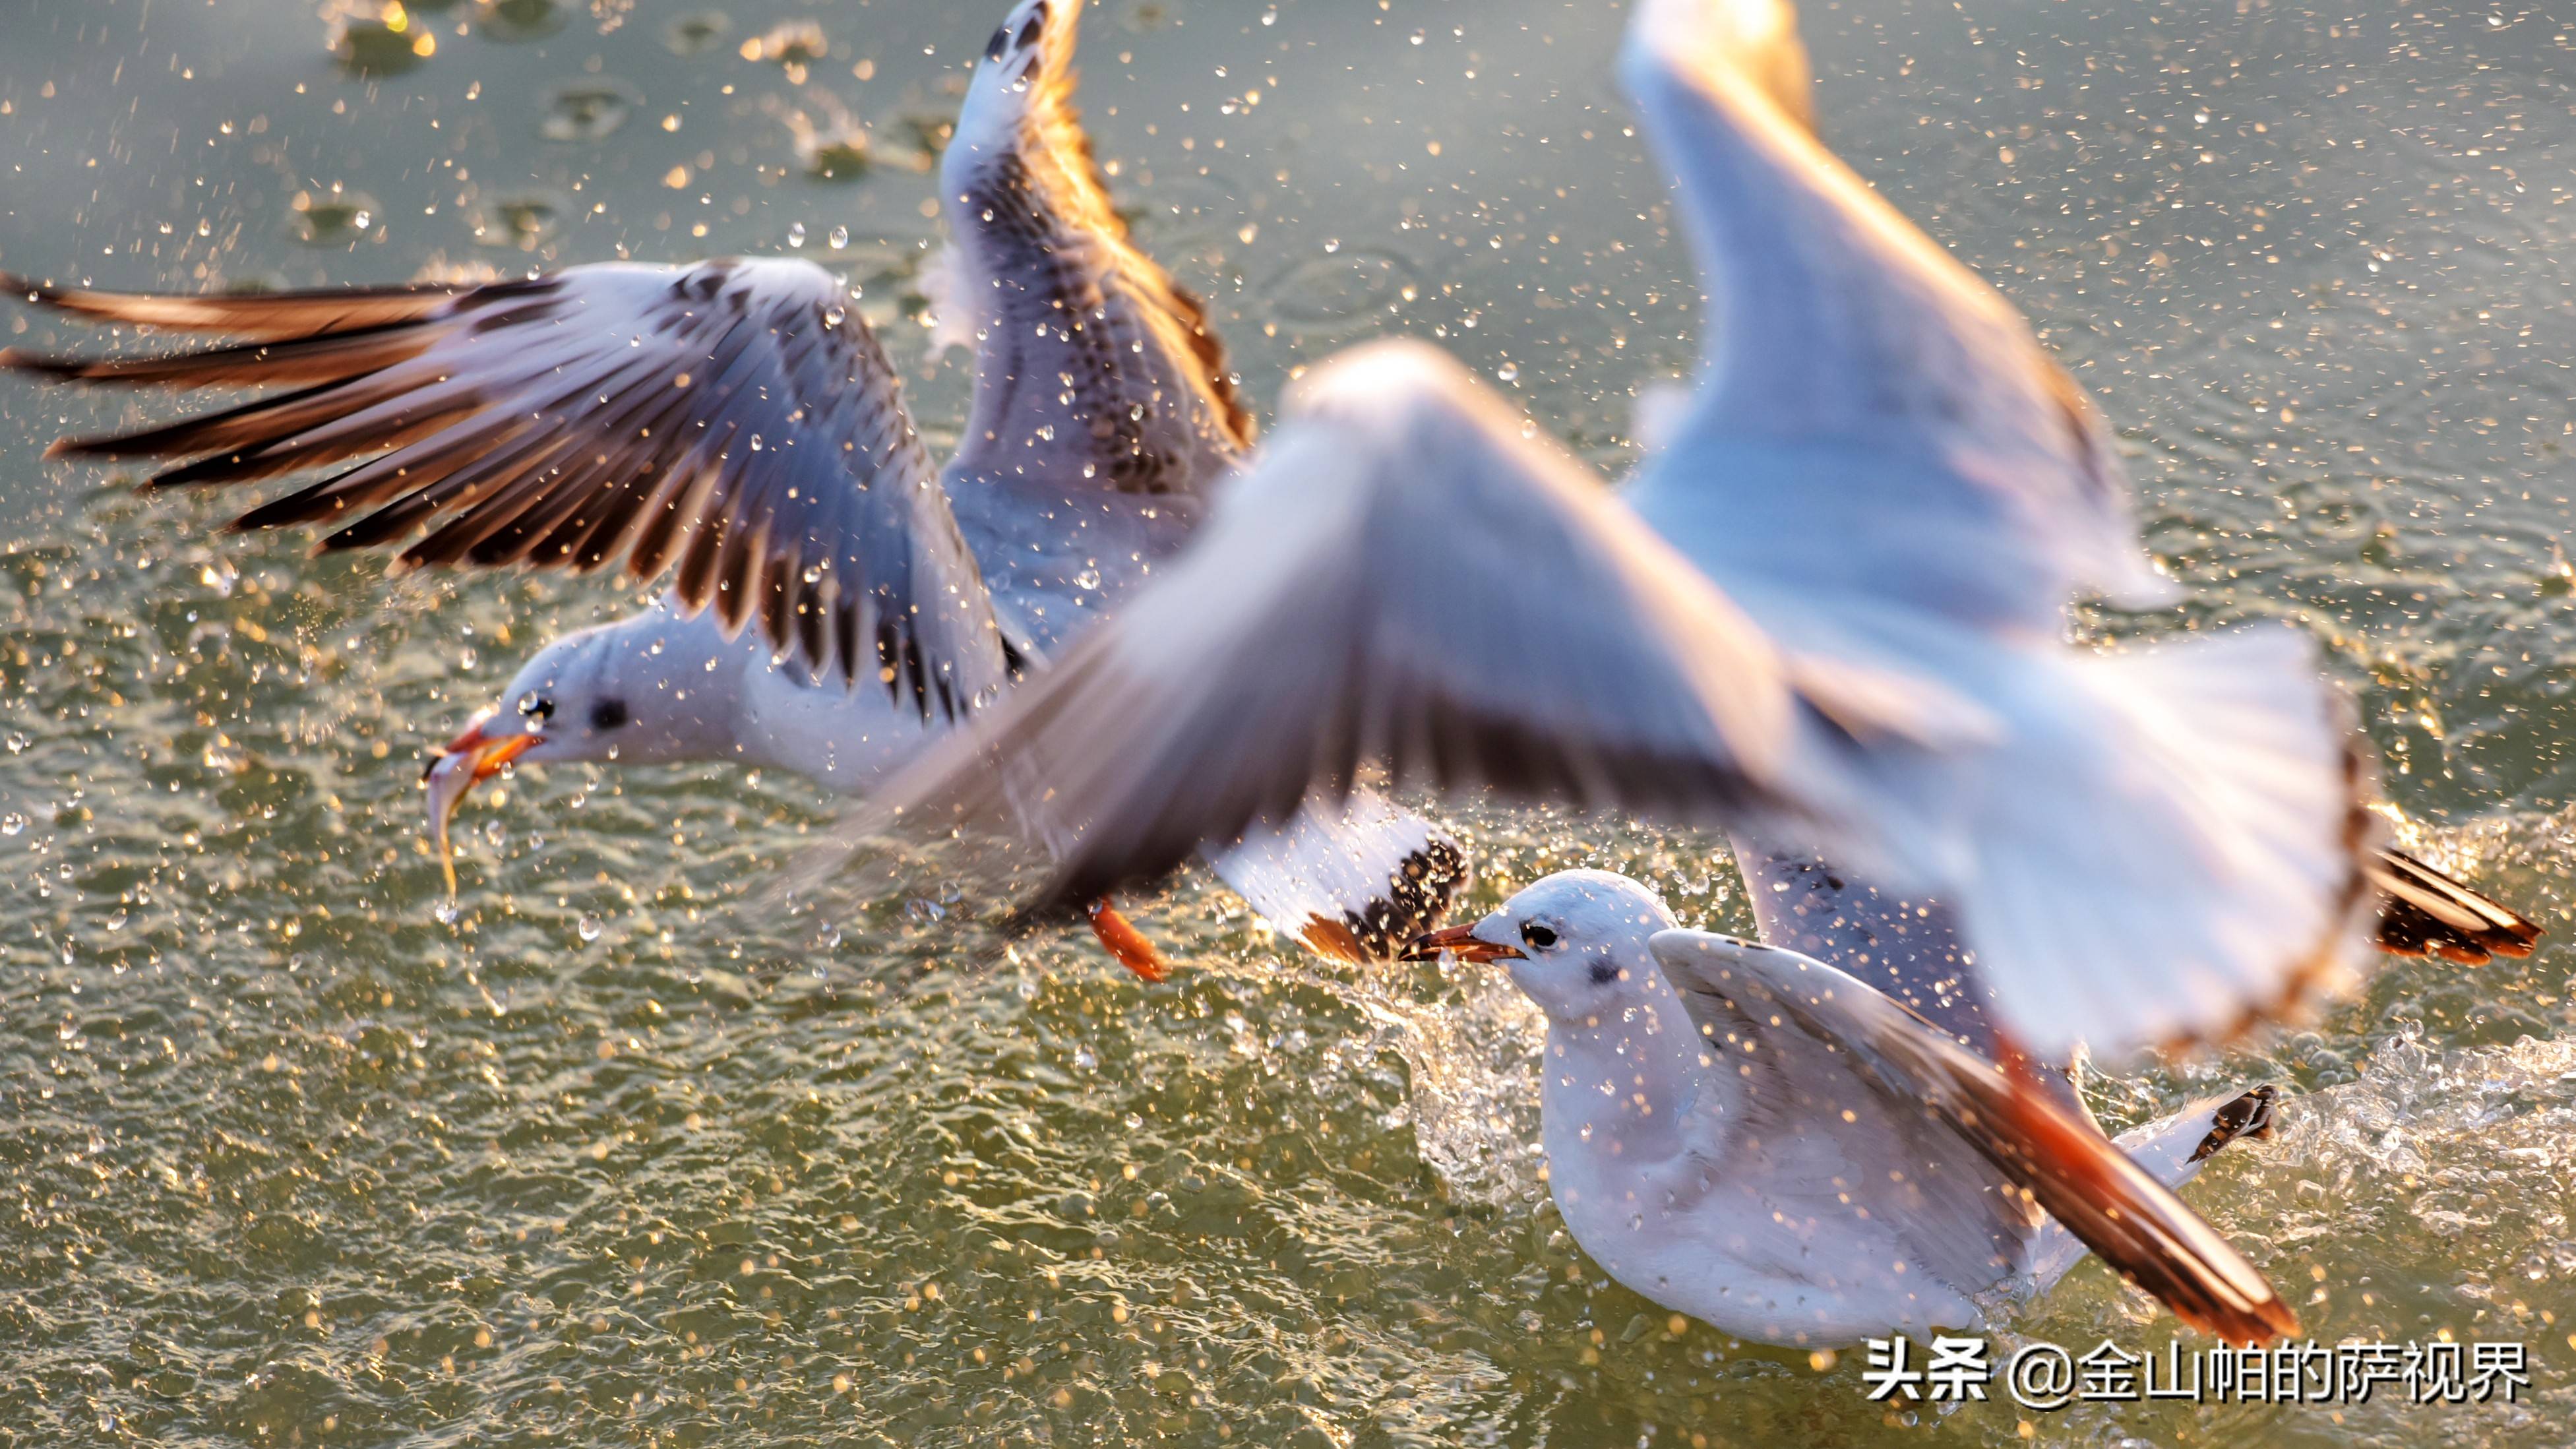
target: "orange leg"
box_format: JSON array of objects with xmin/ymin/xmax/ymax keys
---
[{"xmin": 1087, "ymin": 897, "xmax": 1171, "ymax": 983}]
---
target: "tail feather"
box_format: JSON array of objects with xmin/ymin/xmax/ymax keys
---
[
  {"xmin": 1949, "ymin": 626, "xmax": 2376, "ymax": 1061},
  {"xmin": 1198, "ymin": 791, "xmax": 1471, "ymax": 964},
  {"xmin": 2370, "ymin": 846, "xmax": 2542, "ymax": 964}
]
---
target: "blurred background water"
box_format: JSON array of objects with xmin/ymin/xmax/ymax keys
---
[{"xmin": 1, "ymin": 0, "xmax": 2573, "ymax": 1444}]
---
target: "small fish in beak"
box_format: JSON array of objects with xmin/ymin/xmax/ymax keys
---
[
  {"xmin": 423, "ymin": 705, "xmax": 539, "ymax": 898},
  {"xmin": 1400, "ymin": 923, "xmax": 1524, "ymax": 964}
]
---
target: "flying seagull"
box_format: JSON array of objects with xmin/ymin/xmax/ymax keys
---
[
  {"xmin": 1407, "ymin": 867, "xmax": 2296, "ymax": 1345},
  {"xmin": 828, "ymin": 0, "xmax": 2429, "ymax": 1063},
  {"xmin": 0, "ymin": 0, "xmax": 1469, "ymax": 973}
]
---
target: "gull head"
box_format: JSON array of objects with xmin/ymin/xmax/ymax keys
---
[
  {"xmin": 1405, "ymin": 869, "xmax": 1677, "ymax": 1023},
  {"xmin": 422, "ymin": 613, "xmax": 741, "ymax": 892}
]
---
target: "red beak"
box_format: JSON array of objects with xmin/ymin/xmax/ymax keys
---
[
  {"xmin": 422, "ymin": 708, "xmax": 541, "ymax": 897},
  {"xmin": 424, "ymin": 712, "xmax": 539, "ymax": 784},
  {"xmin": 1400, "ymin": 923, "xmax": 1524, "ymax": 963}
]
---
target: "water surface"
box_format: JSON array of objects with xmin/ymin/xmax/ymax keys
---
[{"xmin": 3, "ymin": 1, "xmax": 2574, "ymax": 1444}]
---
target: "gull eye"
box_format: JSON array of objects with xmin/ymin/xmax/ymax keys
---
[
  {"xmin": 1519, "ymin": 921, "xmax": 1559, "ymax": 950},
  {"xmin": 590, "ymin": 698, "xmax": 630, "ymax": 731},
  {"xmin": 518, "ymin": 694, "xmax": 555, "ymax": 722}
]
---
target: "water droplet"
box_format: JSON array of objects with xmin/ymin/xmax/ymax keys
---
[
  {"xmin": 289, "ymin": 188, "xmax": 383, "ymax": 246},
  {"xmin": 787, "ymin": 221, "xmax": 808, "ymax": 248},
  {"xmin": 747, "ymin": 433, "xmax": 764, "ymax": 452},
  {"xmin": 473, "ymin": 192, "xmax": 565, "ymax": 250},
  {"xmin": 1073, "ymin": 568, "xmax": 1103, "ymax": 591},
  {"xmin": 330, "ymin": 16, "xmax": 436, "ymax": 75},
  {"xmin": 539, "ymin": 78, "xmax": 641, "ymax": 143},
  {"xmin": 828, "ymin": 224, "xmax": 850, "ymax": 249},
  {"xmin": 1264, "ymin": 247, "xmax": 1418, "ymax": 332},
  {"xmin": 433, "ymin": 899, "xmax": 462, "ymax": 927},
  {"xmin": 1496, "ymin": 363, "xmax": 1519, "ymax": 383},
  {"xmin": 578, "ymin": 915, "xmax": 603, "ymax": 942},
  {"xmin": 822, "ymin": 305, "xmax": 845, "ymax": 328},
  {"xmin": 477, "ymin": 0, "xmax": 567, "ymax": 43},
  {"xmin": 748, "ymin": 18, "xmax": 828, "ymax": 78},
  {"xmin": 665, "ymin": 10, "xmax": 732, "ymax": 56},
  {"xmin": 4, "ymin": 733, "xmax": 25, "ymax": 755},
  {"xmin": 1, "ymin": 813, "xmax": 24, "ymax": 836}
]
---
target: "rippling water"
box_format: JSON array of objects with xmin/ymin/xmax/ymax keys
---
[{"xmin": 2, "ymin": 0, "xmax": 2573, "ymax": 1444}]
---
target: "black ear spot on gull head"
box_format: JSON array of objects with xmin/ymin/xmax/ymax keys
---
[
  {"xmin": 590, "ymin": 698, "xmax": 631, "ymax": 731},
  {"xmin": 1587, "ymin": 959, "xmax": 1621, "ymax": 985}
]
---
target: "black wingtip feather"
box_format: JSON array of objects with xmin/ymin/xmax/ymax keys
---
[{"xmin": 2369, "ymin": 846, "xmax": 2544, "ymax": 966}]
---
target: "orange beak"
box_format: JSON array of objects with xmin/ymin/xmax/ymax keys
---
[
  {"xmin": 1400, "ymin": 923, "xmax": 1523, "ymax": 964},
  {"xmin": 423, "ymin": 707, "xmax": 540, "ymax": 898}
]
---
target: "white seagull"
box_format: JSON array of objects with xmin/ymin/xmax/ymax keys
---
[
  {"xmin": 1406, "ymin": 867, "xmax": 2296, "ymax": 1345},
  {"xmin": 2, "ymin": 0, "xmax": 1469, "ymax": 973},
  {"xmin": 836, "ymin": 0, "xmax": 2516, "ymax": 1063}
]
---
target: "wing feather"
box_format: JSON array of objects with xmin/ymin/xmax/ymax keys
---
[
  {"xmin": 1651, "ymin": 929, "xmax": 2300, "ymax": 1343},
  {"xmin": 1619, "ymin": 0, "xmax": 2170, "ymax": 629},
  {"xmin": 5, "ymin": 259, "xmax": 1006, "ymax": 716},
  {"xmin": 831, "ymin": 341, "xmax": 1980, "ymax": 912}
]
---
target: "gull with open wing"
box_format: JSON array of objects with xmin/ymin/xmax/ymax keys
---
[
  {"xmin": 1407, "ymin": 869, "xmax": 2295, "ymax": 1345},
  {"xmin": 4, "ymin": 0, "xmax": 1467, "ymax": 972}
]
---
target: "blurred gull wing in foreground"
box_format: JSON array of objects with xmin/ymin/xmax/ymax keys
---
[
  {"xmin": 834, "ymin": 340, "xmax": 1984, "ymax": 908},
  {"xmin": 843, "ymin": 0, "xmax": 2377, "ymax": 1063}
]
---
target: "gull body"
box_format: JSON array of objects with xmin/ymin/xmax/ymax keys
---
[{"xmin": 1423, "ymin": 869, "xmax": 2286, "ymax": 1345}]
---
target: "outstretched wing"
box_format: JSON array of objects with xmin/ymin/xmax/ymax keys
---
[
  {"xmin": 5, "ymin": 259, "xmax": 1008, "ymax": 717},
  {"xmin": 935, "ymin": 0, "xmax": 1251, "ymax": 497},
  {"xmin": 1650, "ymin": 929, "xmax": 2300, "ymax": 1344},
  {"xmin": 1614, "ymin": 0, "xmax": 2373, "ymax": 1063},
  {"xmin": 833, "ymin": 339, "xmax": 1965, "ymax": 911},
  {"xmin": 1617, "ymin": 0, "xmax": 2171, "ymax": 636},
  {"xmin": 1729, "ymin": 838, "xmax": 2009, "ymax": 1058}
]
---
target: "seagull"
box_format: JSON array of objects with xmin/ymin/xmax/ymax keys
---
[
  {"xmin": 824, "ymin": 0, "xmax": 2499, "ymax": 1064},
  {"xmin": 1, "ymin": 0, "xmax": 1468, "ymax": 973},
  {"xmin": 1405, "ymin": 867, "xmax": 2296, "ymax": 1345}
]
